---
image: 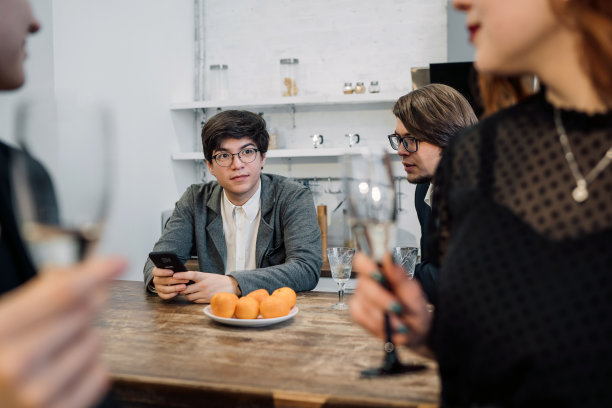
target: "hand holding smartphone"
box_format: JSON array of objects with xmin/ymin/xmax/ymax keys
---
[
  {"xmin": 148, "ymin": 251, "xmax": 187, "ymax": 273},
  {"xmin": 148, "ymin": 251, "xmax": 196, "ymax": 287}
]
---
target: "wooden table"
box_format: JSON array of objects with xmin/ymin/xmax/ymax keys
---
[{"xmin": 96, "ymin": 280, "xmax": 440, "ymax": 408}]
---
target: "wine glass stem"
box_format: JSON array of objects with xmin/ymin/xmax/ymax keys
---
[{"xmin": 338, "ymin": 282, "xmax": 345, "ymax": 304}]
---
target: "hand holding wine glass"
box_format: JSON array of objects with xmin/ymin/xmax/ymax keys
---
[
  {"xmin": 6, "ymin": 96, "xmax": 126, "ymax": 408},
  {"xmin": 349, "ymin": 252, "xmax": 434, "ymax": 356},
  {"xmin": 342, "ymin": 149, "xmax": 427, "ymax": 377},
  {"xmin": 0, "ymin": 257, "xmax": 126, "ymax": 408}
]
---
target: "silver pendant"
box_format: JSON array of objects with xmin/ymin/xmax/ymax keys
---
[{"xmin": 572, "ymin": 185, "xmax": 588, "ymax": 202}]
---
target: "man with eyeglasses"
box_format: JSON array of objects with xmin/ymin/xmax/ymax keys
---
[
  {"xmin": 388, "ymin": 84, "xmax": 477, "ymax": 305},
  {"xmin": 144, "ymin": 110, "xmax": 322, "ymax": 302}
]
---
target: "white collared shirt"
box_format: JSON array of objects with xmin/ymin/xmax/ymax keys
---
[
  {"xmin": 220, "ymin": 184, "xmax": 262, "ymax": 274},
  {"xmin": 424, "ymin": 183, "xmax": 434, "ymax": 208}
]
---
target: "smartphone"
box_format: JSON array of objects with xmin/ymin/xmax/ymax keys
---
[{"xmin": 148, "ymin": 251, "xmax": 188, "ymax": 273}]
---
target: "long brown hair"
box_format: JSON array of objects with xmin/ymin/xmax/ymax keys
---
[{"xmin": 479, "ymin": 0, "xmax": 612, "ymax": 116}]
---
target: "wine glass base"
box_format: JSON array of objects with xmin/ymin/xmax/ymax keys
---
[
  {"xmin": 330, "ymin": 303, "xmax": 349, "ymax": 310},
  {"xmin": 360, "ymin": 362, "xmax": 427, "ymax": 378}
]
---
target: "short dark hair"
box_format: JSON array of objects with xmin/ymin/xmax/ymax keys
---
[
  {"xmin": 393, "ymin": 83, "xmax": 478, "ymax": 148},
  {"xmin": 201, "ymin": 110, "xmax": 269, "ymax": 163}
]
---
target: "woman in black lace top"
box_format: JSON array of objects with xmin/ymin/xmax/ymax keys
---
[{"xmin": 350, "ymin": 0, "xmax": 612, "ymax": 406}]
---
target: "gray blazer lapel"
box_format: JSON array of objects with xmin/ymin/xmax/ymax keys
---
[
  {"xmin": 206, "ymin": 185, "xmax": 227, "ymax": 270},
  {"xmin": 256, "ymin": 175, "xmax": 274, "ymax": 266}
]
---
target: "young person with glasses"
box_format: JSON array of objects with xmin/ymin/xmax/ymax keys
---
[
  {"xmin": 144, "ymin": 110, "xmax": 322, "ymax": 302},
  {"xmin": 387, "ymin": 84, "xmax": 477, "ymax": 305}
]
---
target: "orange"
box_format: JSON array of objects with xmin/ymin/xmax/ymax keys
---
[
  {"xmin": 260, "ymin": 295, "xmax": 291, "ymax": 318},
  {"xmin": 272, "ymin": 287, "xmax": 296, "ymax": 309},
  {"xmin": 246, "ymin": 288, "xmax": 270, "ymax": 304},
  {"xmin": 210, "ymin": 292, "xmax": 239, "ymax": 318},
  {"xmin": 235, "ymin": 296, "xmax": 260, "ymax": 319}
]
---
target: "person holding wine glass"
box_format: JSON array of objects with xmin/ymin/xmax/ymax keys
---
[
  {"xmin": 350, "ymin": 0, "xmax": 612, "ymax": 405},
  {"xmin": 0, "ymin": 0, "xmax": 126, "ymax": 407}
]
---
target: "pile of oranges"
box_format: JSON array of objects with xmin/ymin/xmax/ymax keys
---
[{"xmin": 210, "ymin": 287, "xmax": 296, "ymax": 319}]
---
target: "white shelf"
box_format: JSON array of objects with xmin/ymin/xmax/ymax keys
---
[
  {"xmin": 171, "ymin": 147, "xmax": 397, "ymax": 161},
  {"xmin": 169, "ymin": 93, "xmax": 405, "ymax": 110}
]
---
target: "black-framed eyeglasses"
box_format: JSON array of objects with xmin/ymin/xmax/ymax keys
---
[
  {"xmin": 212, "ymin": 148, "xmax": 260, "ymax": 167},
  {"xmin": 388, "ymin": 133, "xmax": 418, "ymax": 153}
]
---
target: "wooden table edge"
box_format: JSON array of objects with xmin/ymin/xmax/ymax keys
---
[{"xmin": 110, "ymin": 373, "xmax": 438, "ymax": 408}]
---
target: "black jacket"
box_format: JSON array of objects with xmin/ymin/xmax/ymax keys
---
[
  {"xmin": 413, "ymin": 182, "xmax": 438, "ymax": 305},
  {"xmin": 0, "ymin": 142, "xmax": 37, "ymax": 295}
]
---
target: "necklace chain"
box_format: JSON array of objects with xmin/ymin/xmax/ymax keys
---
[{"xmin": 553, "ymin": 108, "xmax": 612, "ymax": 203}]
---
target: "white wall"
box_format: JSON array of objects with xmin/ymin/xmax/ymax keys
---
[
  {"xmin": 51, "ymin": 0, "xmax": 194, "ymax": 280},
  {"xmin": 1, "ymin": 0, "xmax": 448, "ymax": 282},
  {"xmin": 447, "ymin": 0, "xmax": 475, "ymax": 62},
  {"xmin": 203, "ymin": 0, "xmax": 446, "ymax": 99}
]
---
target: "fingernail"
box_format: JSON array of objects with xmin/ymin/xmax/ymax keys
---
[
  {"xmin": 370, "ymin": 270, "xmax": 386, "ymax": 286},
  {"xmin": 389, "ymin": 301, "xmax": 404, "ymax": 315},
  {"xmin": 396, "ymin": 324, "xmax": 410, "ymax": 334}
]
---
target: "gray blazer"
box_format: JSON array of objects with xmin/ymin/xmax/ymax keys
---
[{"xmin": 143, "ymin": 173, "xmax": 322, "ymax": 295}]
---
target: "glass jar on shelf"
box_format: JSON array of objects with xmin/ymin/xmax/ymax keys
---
[
  {"xmin": 368, "ymin": 80, "xmax": 380, "ymax": 93},
  {"xmin": 208, "ymin": 64, "xmax": 229, "ymax": 100},
  {"xmin": 268, "ymin": 129, "xmax": 279, "ymax": 149},
  {"xmin": 343, "ymin": 82, "xmax": 354, "ymax": 94},
  {"xmin": 280, "ymin": 58, "xmax": 299, "ymax": 96},
  {"xmin": 354, "ymin": 82, "xmax": 366, "ymax": 94}
]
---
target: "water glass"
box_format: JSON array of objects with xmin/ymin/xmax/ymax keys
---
[
  {"xmin": 327, "ymin": 247, "xmax": 355, "ymax": 310},
  {"xmin": 392, "ymin": 247, "xmax": 419, "ymax": 278}
]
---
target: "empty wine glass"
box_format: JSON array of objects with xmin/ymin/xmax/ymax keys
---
[
  {"xmin": 327, "ymin": 247, "xmax": 355, "ymax": 310},
  {"xmin": 342, "ymin": 149, "xmax": 426, "ymax": 377},
  {"xmin": 392, "ymin": 247, "xmax": 419, "ymax": 278},
  {"xmin": 10, "ymin": 96, "xmax": 113, "ymax": 268}
]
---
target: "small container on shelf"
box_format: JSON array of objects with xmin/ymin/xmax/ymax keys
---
[
  {"xmin": 354, "ymin": 82, "xmax": 366, "ymax": 94},
  {"xmin": 280, "ymin": 58, "xmax": 299, "ymax": 96},
  {"xmin": 343, "ymin": 82, "xmax": 354, "ymax": 94},
  {"xmin": 368, "ymin": 80, "xmax": 380, "ymax": 93},
  {"xmin": 268, "ymin": 130, "xmax": 279, "ymax": 150},
  {"xmin": 208, "ymin": 64, "xmax": 229, "ymax": 100}
]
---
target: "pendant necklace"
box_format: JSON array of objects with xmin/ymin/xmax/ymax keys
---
[{"xmin": 553, "ymin": 108, "xmax": 612, "ymax": 203}]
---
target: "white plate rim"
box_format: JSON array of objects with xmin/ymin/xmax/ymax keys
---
[{"xmin": 203, "ymin": 305, "xmax": 299, "ymax": 327}]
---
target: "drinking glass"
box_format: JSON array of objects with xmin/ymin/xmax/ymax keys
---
[
  {"xmin": 342, "ymin": 150, "xmax": 396, "ymax": 262},
  {"xmin": 342, "ymin": 149, "xmax": 425, "ymax": 377},
  {"xmin": 10, "ymin": 97, "xmax": 113, "ymax": 268},
  {"xmin": 327, "ymin": 247, "xmax": 355, "ymax": 310},
  {"xmin": 392, "ymin": 247, "xmax": 419, "ymax": 278}
]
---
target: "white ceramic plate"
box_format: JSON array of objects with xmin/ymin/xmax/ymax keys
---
[{"xmin": 203, "ymin": 305, "xmax": 299, "ymax": 327}]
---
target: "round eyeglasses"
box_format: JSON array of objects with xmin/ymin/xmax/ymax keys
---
[
  {"xmin": 212, "ymin": 148, "xmax": 260, "ymax": 166},
  {"xmin": 388, "ymin": 133, "xmax": 418, "ymax": 153}
]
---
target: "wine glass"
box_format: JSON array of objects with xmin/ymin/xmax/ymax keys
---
[
  {"xmin": 10, "ymin": 97, "xmax": 113, "ymax": 268},
  {"xmin": 327, "ymin": 247, "xmax": 355, "ymax": 310},
  {"xmin": 392, "ymin": 247, "xmax": 419, "ymax": 279},
  {"xmin": 342, "ymin": 149, "xmax": 426, "ymax": 377}
]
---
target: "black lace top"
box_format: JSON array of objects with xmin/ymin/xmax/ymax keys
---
[{"xmin": 428, "ymin": 91, "xmax": 612, "ymax": 407}]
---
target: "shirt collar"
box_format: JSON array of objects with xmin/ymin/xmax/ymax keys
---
[
  {"xmin": 222, "ymin": 182, "xmax": 261, "ymax": 222},
  {"xmin": 424, "ymin": 183, "xmax": 434, "ymax": 208}
]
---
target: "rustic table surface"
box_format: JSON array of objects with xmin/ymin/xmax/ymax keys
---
[{"xmin": 96, "ymin": 280, "xmax": 440, "ymax": 408}]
